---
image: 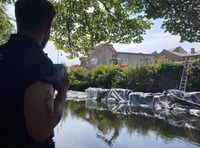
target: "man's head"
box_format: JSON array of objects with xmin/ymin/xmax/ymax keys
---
[{"xmin": 15, "ymin": 0, "xmax": 56, "ymax": 48}]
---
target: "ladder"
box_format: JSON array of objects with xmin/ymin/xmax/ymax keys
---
[{"xmin": 179, "ymin": 58, "xmax": 189, "ymax": 92}]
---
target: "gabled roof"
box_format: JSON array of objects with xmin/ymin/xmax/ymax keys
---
[
  {"xmin": 168, "ymin": 46, "xmax": 187, "ymax": 53},
  {"xmin": 152, "ymin": 51, "xmax": 158, "ymax": 55},
  {"xmin": 81, "ymin": 43, "xmax": 117, "ymax": 63},
  {"xmin": 161, "ymin": 47, "xmax": 200, "ymax": 57},
  {"xmin": 167, "ymin": 50, "xmax": 189, "ymax": 57}
]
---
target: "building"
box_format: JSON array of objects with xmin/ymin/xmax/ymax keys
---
[
  {"xmin": 158, "ymin": 47, "xmax": 200, "ymax": 61},
  {"xmin": 81, "ymin": 43, "xmax": 117, "ymax": 69},
  {"xmin": 81, "ymin": 43, "xmax": 200, "ymax": 69},
  {"xmin": 81, "ymin": 43, "xmax": 158, "ymax": 69},
  {"xmin": 117, "ymin": 51, "xmax": 158, "ymax": 65}
]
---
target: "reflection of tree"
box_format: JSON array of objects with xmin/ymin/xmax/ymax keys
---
[
  {"xmin": 123, "ymin": 114, "xmax": 200, "ymax": 145},
  {"xmin": 65, "ymin": 100, "xmax": 200, "ymax": 147},
  {"xmin": 96, "ymin": 128, "xmax": 119, "ymax": 146},
  {"xmin": 55, "ymin": 102, "xmax": 69, "ymax": 134},
  {"xmin": 67, "ymin": 100, "xmax": 122, "ymax": 146},
  {"xmin": 84, "ymin": 116, "xmax": 119, "ymax": 146},
  {"xmin": 61, "ymin": 102, "xmax": 69, "ymax": 121}
]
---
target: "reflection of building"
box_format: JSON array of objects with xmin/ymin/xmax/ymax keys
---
[{"xmin": 81, "ymin": 43, "xmax": 200, "ymax": 69}]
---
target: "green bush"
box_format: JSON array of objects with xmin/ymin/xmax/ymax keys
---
[
  {"xmin": 68, "ymin": 59, "xmax": 200, "ymax": 92},
  {"xmin": 89, "ymin": 64, "xmax": 122, "ymax": 88},
  {"xmin": 68, "ymin": 66, "xmax": 89, "ymax": 91},
  {"xmin": 188, "ymin": 59, "xmax": 200, "ymax": 91},
  {"xmin": 152, "ymin": 61, "xmax": 183, "ymax": 92}
]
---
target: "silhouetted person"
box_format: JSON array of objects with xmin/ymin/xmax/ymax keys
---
[{"xmin": 0, "ymin": 0, "xmax": 69, "ymax": 147}]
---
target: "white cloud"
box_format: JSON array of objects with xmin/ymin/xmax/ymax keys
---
[
  {"xmin": 113, "ymin": 18, "xmax": 200, "ymax": 54},
  {"xmin": 113, "ymin": 32, "xmax": 200, "ymax": 54},
  {"xmin": 44, "ymin": 42, "xmax": 80, "ymax": 66}
]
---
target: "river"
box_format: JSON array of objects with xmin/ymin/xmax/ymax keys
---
[{"xmin": 53, "ymin": 90, "xmax": 200, "ymax": 148}]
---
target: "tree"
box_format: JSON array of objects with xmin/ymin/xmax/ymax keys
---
[
  {"xmin": 50, "ymin": 0, "xmax": 199, "ymax": 58},
  {"xmin": 50, "ymin": 0, "xmax": 152, "ymax": 58},
  {"xmin": 0, "ymin": 0, "xmax": 199, "ymax": 57},
  {"xmin": 143, "ymin": 0, "xmax": 200, "ymax": 42},
  {"xmin": 0, "ymin": 3, "xmax": 14, "ymax": 44}
]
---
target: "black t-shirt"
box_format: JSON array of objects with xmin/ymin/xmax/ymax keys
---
[{"xmin": 0, "ymin": 34, "xmax": 55, "ymax": 147}]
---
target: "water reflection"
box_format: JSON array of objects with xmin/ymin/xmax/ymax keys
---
[{"xmin": 55, "ymin": 100, "xmax": 200, "ymax": 148}]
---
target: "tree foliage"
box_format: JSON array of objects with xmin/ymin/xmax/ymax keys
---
[
  {"xmin": 0, "ymin": 3, "xmax": 13, "ymax": 44},
  {"xmin": 50, "ymin": 0, "xmax": 200, "ymax": 58},
  {"xmin": 0, "ymin": 0, "xmax": 199, "ymax": 57},
  {"xmin": 143, "ymin": 0, "xmax": 200, "ymax": 42},
  {"xmin": 0, "ymin": 0, "xmax": 14, "ymax": 3},
  {"xmin": 50, "ymin": 0, "xmax": 152, "ymax": 58}
]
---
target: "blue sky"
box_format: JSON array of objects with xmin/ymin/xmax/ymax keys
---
[
  {"xmin": 6, "ymin": 4, "xmax": 200, "ymax": 66},
  {"xmin": 113, "ymin": 19, "xmax": 200, "ymax": 54}
]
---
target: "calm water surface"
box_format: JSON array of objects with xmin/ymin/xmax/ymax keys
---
[{"xmin": 53, "ymin": 100, "xmax": 200, "ymax": 148}]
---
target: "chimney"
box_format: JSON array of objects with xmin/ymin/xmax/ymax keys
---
[{"xmin": 191, "ymin": 48, "xmax": 195, "ymax": 54}]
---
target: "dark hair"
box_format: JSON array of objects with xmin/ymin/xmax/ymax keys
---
[{"xmin": 15, "ymin": 0, "xmax": 56, "ymax": 31}]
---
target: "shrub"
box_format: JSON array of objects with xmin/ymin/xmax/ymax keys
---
[
  {"xmin": 152, "ymin": 61, "xmax": 183, "ymax": 92},
  {"xmin": 68, "ymin": 66, "xmax": 89, "ymax": 91},
  {"xmin": 187, "ymin": 59, "xmax": 200, "ymax": 91},
  {"xmin": 89, "ymin": 64, "xmax": 121, "ymax": 88},
  {"xmin": 68, "ymin": 59, "xmax": 200, "ymax": 92}
]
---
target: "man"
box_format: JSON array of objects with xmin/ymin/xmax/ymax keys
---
[{"xmin": 0, "ymin": 0, "xmax": 69, "ymax": 147}]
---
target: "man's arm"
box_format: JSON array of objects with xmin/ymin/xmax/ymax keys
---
[{"xmin": 24, "ymin": 77, "xmax": 69, "ymax": 142}]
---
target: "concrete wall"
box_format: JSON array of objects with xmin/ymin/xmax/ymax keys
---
[{"xmin": 117, "ymin": 52, "xmax": 157, "ymax": 65}]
